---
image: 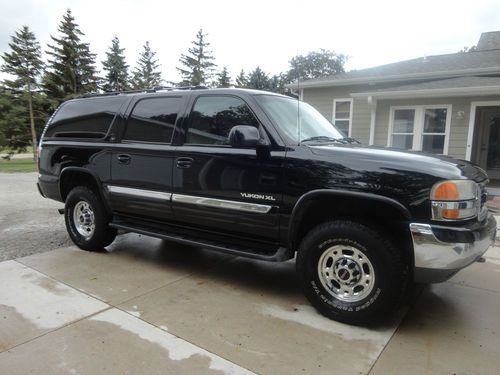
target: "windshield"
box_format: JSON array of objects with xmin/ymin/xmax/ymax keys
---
[{"xmin": 255, "ymin": 94, "xmax": 344, "ymax": 144}]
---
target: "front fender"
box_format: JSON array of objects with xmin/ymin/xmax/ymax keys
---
[{"xmin": 288, "ymin": 189, "xmax": 411, "ymax": 248}]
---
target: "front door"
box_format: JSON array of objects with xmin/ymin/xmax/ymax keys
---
[
  {"xmin": 475, "ymin": 106, "xmax": 500, "ymax": 180},
  {"xmin": 171, "ymin": 94, "xmax": 284, "ymax": 243}
]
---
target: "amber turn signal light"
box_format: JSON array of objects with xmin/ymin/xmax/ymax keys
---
[{"xmin": 432, "ymin": 182, "xmax": 459, "ymax": 200}]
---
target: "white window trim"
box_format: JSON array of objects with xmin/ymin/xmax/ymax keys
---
[
  {"xmin": 387, "ymin": 104, "xmax": 452, "ymax": 155},
  {"xmin": 332, "ymin": 98, "xmax": 353, "ymax": 137},
  {"xmin": 368, "ymin": 96, "xmax": 377, "ymax": 146}
]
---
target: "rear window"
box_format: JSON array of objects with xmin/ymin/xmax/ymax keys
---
[{"xmin": 44, "ymin": 96, "xmax": 125, "ymax": 139}]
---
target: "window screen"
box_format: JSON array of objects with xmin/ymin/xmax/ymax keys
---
[
  {"xmin": 124, "ymin": 97, "xmax": 181, "ymax": 143},
  {"xmin": 186, "ymin": 96, "xmax": 259, "ymax": 145}
]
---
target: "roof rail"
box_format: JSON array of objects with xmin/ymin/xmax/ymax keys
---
[{"xmin": 78, "ymin": 85, "xmax": 210, "ymax": 99}]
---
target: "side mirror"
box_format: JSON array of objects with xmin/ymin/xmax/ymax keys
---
[{"xmin": 228, "ymin": 125, "xmax": 262, "ymax": 148}]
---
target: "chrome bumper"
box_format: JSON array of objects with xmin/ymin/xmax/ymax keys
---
[{"xmin": 410, "ymin": 214, "xmax": 496, "ymax": 283}]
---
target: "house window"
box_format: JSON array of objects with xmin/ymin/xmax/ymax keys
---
[
  {"xmin": 422, "ymin": 108, "xmax": 447, "ymax": 153},
  {"xmin": 389, "ymin": 105, "xmax": 451, "ymax": 154},
  {"xmin": 333, "ymin": 99, "xmax": 353, "ymax": 136},
  {"xmin": 392, "ymin": 109, "xmax": 415, "ymax": 149}
]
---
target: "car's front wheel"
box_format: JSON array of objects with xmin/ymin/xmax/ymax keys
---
[
  {"xmin": 64, "ymin": 186, "xmax": 116, "ymax": 250},
  {"xmin": 297, "ymin": 220, "xmax": 408, "ymax": 325}
]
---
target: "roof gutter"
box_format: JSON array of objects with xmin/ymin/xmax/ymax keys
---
[
  {"xmin": 351, "ymin": 85, "xmax": 500, "ymax": 99},
  {"xmin": 286, "ymin": 67, "xmax": 500, "ymax": 89}
]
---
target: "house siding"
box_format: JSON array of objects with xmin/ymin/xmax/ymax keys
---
[
  {"xmin": 374, "ymin": 95, "xmax": 500, "ymax": 159},
  {"xmin": 303, "ymin": 83, "xmax": 500, "ymax": 161},
  {"xmin": 303, "ymin": 85, "xmax": 375, "ymax": 144},
  {"xmin": 351, "ymin": 98, "xmax": 371, "ymax": 142}
]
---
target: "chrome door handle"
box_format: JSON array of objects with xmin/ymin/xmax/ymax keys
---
[
  {"xmin": 117, "ymin": 154, "xmax": 131, "ymax": 164},
  {"xmin": 176, "ymin": 157, "xmax": 193, "ymax": 169}
]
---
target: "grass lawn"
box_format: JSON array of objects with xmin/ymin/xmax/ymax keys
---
[{"xmin": 0, "ymin": 159, "xmax": 37, "ymax": 173}]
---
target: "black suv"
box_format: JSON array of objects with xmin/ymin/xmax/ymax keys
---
[{"xmin": 37, "ymin": 88, "xmax": 496, "ymax": 324}]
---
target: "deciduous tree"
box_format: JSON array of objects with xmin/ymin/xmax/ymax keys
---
[{"xmin": 287, "ymin": 49, "xmax": 347, "ymax": 82}]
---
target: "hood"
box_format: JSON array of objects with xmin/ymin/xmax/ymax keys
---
[{"xmin": 308, "ymin": 144, "xmax": 488, "ymax": 183}]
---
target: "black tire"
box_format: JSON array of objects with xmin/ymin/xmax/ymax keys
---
[
  {"xmin": 64, "ymin": 186, "xmax": 117, "ymax": 251},
  {"xmin": 297, "ymin": 220, "xmax": 408, "ymax": 325}
]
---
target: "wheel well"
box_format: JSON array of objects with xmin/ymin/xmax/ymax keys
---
[
  {"xmin": 291, "ymin": 195, "xmax": 413, "ymax": 265},
  {"xmin": 59, "ymin": 170, "xmax": 101, "ymax": 202}
]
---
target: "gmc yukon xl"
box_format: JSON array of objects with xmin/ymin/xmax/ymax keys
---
[{"xmin": 37, "ymin": 88, "xmax": 496, "ymax": 324}]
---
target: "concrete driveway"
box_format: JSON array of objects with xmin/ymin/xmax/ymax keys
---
[
  {"xmin": 1, "ymin": 240, "xmax": 500, "ymax": 375},
  {"xmin": 1, "ymin": 173, "xmax": 500, "ymax": 374}
]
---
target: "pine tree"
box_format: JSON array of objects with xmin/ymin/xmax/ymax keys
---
[
  {"xmin": 1, "ymin": 26, "xmax": 45, "ymax": 158},
  {"xmin": 177, "ymin": 29, "xmax": 216, "ymax": 86},
  {"xmin": 43, "ymin": 9, "xmax": 98, "ymax": 102},
  {"xmin": 130, "ymin": 41, "xmax": 162, "ymax": 90},
  {"xmin": 216, "ymin": 67, "xmax": 231, "ymax": 88},
  {"xmin": 235, "ymin": 70, "xmax": 248, "ymax": 88},
  {"xmin": 102, "ymin": 36, "xmax": 129, "ymax": 92},
  {"xmin": 247, "ymin": 66, "xmax": 271, "ymax": 91},
  {"xmin": 269, "ymin": 73, "xmax": 287, "ymax": 94}
]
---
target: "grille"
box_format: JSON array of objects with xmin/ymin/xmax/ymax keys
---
[{"xmin": 480, "ymin": 182, "xmax": 488, "ymax": 209}]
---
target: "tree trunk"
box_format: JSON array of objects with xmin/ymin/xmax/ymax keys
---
[{"xmin": 27, "ymin": 85, "xmax": 37, "ymax": 161}]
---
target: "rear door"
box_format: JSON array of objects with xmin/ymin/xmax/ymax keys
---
[
  {"xmin": 171, "ymin": 94, "xmax": 284, "ymax": 242},
  {"xmin": 107, "ymin": 95, "xmax": 185, "ymax": 221}
]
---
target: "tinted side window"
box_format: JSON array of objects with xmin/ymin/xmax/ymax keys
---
[
  {"xmin": 45, "ymin": 96, "xmax": 125, "ymax": 138},
  {"xmin": 186, "ymin": 96, "xmax": 259, "ymax": 145},
  {"xmin": 124, "ymin": 97, "xmax": 181, "ymax": 143}
]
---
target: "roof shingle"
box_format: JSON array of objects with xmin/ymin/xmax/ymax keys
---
[{"xmin": 304, "ymin": 49, "xmax": 500, "ymax": 85}]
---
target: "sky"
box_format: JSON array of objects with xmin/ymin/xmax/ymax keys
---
[{"xmin": 1, "ymin": 0, "xmax": 500, "ymax": 83}]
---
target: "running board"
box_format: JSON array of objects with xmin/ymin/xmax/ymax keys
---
[{"xmin": 109, "ymin": 221, "xmax": 293, "ymax": 262}]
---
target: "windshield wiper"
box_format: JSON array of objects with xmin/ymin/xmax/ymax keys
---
[
  {"xmin": 300, "ymin": 136, "xmax": 361, "ymax": 145},
  {"xmin": 300, "ymin": 136, "xmax": 344, "ymax": 144},
  {"xmin": 342, "ymin": 137, "xmax": 361, "ymax": 144}
]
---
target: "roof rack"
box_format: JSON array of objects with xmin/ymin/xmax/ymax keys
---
[{"xmin": 78, "ymin": 85, "xmax": 210, "ymax": 99}]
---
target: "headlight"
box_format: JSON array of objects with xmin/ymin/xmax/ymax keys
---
[{"xmin": 430, "ymin": 180, "xmax": 480, "ymax": 221}]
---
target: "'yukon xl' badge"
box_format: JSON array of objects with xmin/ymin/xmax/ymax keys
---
[{"xmin": 240, "ymin": 193, "xmax": 276, "ymax": 201}]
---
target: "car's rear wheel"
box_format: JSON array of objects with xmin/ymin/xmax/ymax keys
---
[
  {"xmin": 297, "ymin": 220, "xmax": 408, "ymax": 325},
  {"xmin": 64, "ymin": 186, "xmax": 116, "ymax": 250}
]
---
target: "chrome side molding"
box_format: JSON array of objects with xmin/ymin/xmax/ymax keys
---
[
  {"xmin": 105, "ymin": 185, "xmax": 273, "ymax": 214},
  {"xmin": 172, "ymin": 194, "xmax": 272, "ymax": 214},
  {"xmin": 106, "ymin": 185, "xmax": 172, "ymax": 201}
]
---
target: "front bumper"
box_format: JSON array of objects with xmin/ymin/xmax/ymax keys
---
[{"xmin": 410, "ymin": 214, "xmax": 496, "ymax": 283}]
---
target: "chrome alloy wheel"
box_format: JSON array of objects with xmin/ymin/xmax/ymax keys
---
[
  {"xmin": 317, "ymin": 245, "xmax": 375, "ymax": 302},
  {"xmin": 73, "ymin": 200, "xmax": 95, "ymax": 238}
]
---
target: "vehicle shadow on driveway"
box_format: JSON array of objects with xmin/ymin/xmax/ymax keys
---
[
  {"xmin": 109, "ymin": 233, "xmax": 303, "ymax": 300},
  {"xmin": 105, "ymin": 233, "xmax": 415, "ymax": 329}
]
